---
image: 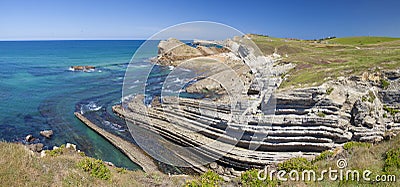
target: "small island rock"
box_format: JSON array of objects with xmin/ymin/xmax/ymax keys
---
[{"xmin": 40, "ymin": 130, "xmax": 53, "ymax": 138}]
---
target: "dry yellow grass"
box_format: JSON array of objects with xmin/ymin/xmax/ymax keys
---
[
  {"xmin": 0, "ymin": 142, "xmax": 189, "ymax": 187},
  {"xmin": 2, "ymin": 134, "xmax": 400, "ymax": 187}
]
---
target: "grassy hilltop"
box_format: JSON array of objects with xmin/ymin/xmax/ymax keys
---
[{"xmin": 250, "ymin": 35, "xmax": 400, "ymax": 88}]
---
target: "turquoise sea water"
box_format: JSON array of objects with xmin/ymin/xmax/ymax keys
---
[{"xmin": 0, "ymin": 40, "xmax": 155, "ymax": 170}]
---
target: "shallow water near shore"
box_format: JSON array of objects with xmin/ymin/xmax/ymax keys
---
[{"xmin": 0, "ymin": 40, "xmax": 156, "ymax": 170}]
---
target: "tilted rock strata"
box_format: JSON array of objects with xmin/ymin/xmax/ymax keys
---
[{"xmin": 116, "ymin": 37, "xmax": 400, "ymax": 171}]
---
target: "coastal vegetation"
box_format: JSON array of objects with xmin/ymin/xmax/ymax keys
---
[
  {"xmin": 4, "ymin": 130, "xmax": 400, "ymax": 186},
  {"xmin": 0, "ymin": 142, "xmax": 187, "ymax": 186},
  {"xmin": 249, "ymin": 35, "xmax": 400, "ymax": 88},
  {"xmin": 383, "ymin": 105, "xmax": 400, "ymax": 116},
  {"xmin": 343, "ymin": 141, "xmax": 372, "ymax": 150},
  {"xmin": 77, "ymin": 158, "xmax": 111, "ymax": 180}
]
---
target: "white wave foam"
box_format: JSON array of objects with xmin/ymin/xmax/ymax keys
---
[
  {"xmin": 80, "ymin": 101, "xmax": 102, "ymax": 114},
  {"xmin": 102, "ymin": 120, "xmax": 124, "ymax": 132}
]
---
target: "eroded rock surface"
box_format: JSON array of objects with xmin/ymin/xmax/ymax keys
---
[{"xmin": 115, "ymin": 37, "xmax": 400, "ymax": 173}]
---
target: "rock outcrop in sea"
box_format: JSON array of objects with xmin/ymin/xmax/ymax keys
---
[
  {"xmin": 114, "ymin": 36, "xmax": 400, "ymax": 175},
  {"xmin": 40, "ymin": 130, "xmax": 53, "ymax": 138},
  {"xmin": 69, "ymin": 65, "xmax": 96, "ymax": 72}
]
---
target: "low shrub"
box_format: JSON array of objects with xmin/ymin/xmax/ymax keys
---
[
  {"xmin": 77, "ymin": 158, "xmax": 111, "ymax": 180},
  {"xmin": 383, "ymin": 148, "xmax": 400, "ymax": 174},
  {"xmin": 46, "ymin": 144, "xmax": 65, "ymax": 157},
  {"xmin": 278, "ymin": 157, "xmax": 316, "ymax": 172},
  {"xmin": 240, "ymin": 168, "xmax": 278, "ymax": 187},
  {"xmin": 343, "ymin": 141, "xmax": 371, "ymax": 150},
  {"xmin": 186, "ymin": 170, "xmax": 223, "ymax": 187},
  {"xmin": 312, "ymin": 150, "xmax": 334, "ymax": 163},
  {"xmin": 116, "ymin": 167, "xmax": 127, "ymax": 174},
  {"xmin": 381, "ymin": 79, "xmax": 390, "ymax": 89},
  {"xmin": 383, "ymin": 105, "xmax": 399, "ymax": 116},
  {"xmin": 368, "ymin": 91, "xmax": 376, "ymax": 103},
  {"xmin": 326, "ymin": 87, "xmax": 334, "ymax": 95},
  {"xmin": 317, "ymin": 112, "xmax": 326, "ymax": 117}
]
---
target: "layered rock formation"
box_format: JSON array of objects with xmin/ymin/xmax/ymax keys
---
[{"xmin": 115, "ymin": 37, "xmax": 400, "ymax": 173}]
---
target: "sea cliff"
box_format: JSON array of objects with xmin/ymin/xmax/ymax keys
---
[{"xmin": 113, "ymin": 36, "xmax": 400, "ymax": 177}]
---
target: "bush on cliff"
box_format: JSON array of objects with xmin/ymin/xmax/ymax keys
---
[
  {"xmin": 343, "ymin": 141, "xmax": 371, "ymax": 150},
  {"xmin": 186, "ymin": 170, "xmax": 223, "ymax": 187},
  {"xmin": 312, "ymin": 150, "xmax": 334, "ymax": 163},
  {"xmin": 77, "ymin": 158, "xmax": 111, "ymax": 180},
  {"xmin": 240, "ymin": 168, "xmax": 279, "ymax": 187},
  {"xmin": 383, "ymin": 147, "xmax": 400, "ymax": 174},
  {"xmin": 278, "ymin": 157, "xmax": 316, "ymax": 172}
]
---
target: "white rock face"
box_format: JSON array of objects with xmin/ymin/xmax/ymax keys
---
[{"xmin": 66, "ymin": 143, "xmax": 76, "ymax": 150}]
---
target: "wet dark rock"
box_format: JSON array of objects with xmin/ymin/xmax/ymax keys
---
[{"xmin": 384, "ymin": 70, "xmax": 400, "ymax": 80}]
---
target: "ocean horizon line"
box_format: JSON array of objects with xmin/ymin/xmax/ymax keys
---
[{"xmin": 0, "ymin": 39, "xmax": 149, "ymax": 42}]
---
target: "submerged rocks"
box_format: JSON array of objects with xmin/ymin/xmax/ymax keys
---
[
  {"xmin": 40, "ymin": 130, "xmax": 53, "ymax": 138},
  {"xmin": 70, "ymin": 66, "xmax": 95, "ymax": 72}
]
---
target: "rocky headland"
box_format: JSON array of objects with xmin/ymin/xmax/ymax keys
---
[{"xmin": 110, "ymin": 36, "xmax": 400, "ymax": 177}]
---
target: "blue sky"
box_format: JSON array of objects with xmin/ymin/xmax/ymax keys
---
[{"xmin": 1, "ymin": 0, "xmax": 399, "ymax": 40}]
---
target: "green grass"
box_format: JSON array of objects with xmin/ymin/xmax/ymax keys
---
[
  {"xmin": 240, "ymin": 169, "xmax": 279, "ymax": 187},
  {"xmin": 4, "ymin": 134, "xmax": 400, "ymax": 187},
  {"xmin": 328, "ymin": 36, "xmax": 400, "ymax": 45},
  {"xmin": 383, "ymin": 105, "xmax": 400, "ymax": 116},
  {"xmin": 77, "ymin": 158, "xmax": 111, "ymax": 180},
  {"xmin": 312, "ymin": 150, "xmax": 334, "ymax": 163},
  {"xmin": 250, "ymin": 35, "xmax": 400, "ymax": 88},
  {"xmin": 185, "ymin": 170, "xmax": 224, "ymax": 187},
  {"xmin": 317, "ymin": 111, "xmax": 326, "ymax": 117},
  {"xmin": 326, "ymin": 87, "xmax": 334, "ymax": 95},
  {"xmin": 343, "ymin": 141, "xmax": 372, "ymax": 150},
  {"xmin": 383, "ymin": 148, "xmax": 400, "ymax": 174},
  {"xmin": 278, "ymin": 157, "xmax": 317, "ymax": 172},
  {"xmin": 45, "ymin": 144, "xmax": 65, "ymax": 156},
  {"xmin": 381, "ymin": 79, "xmax": 390, "ymax": 89}
]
